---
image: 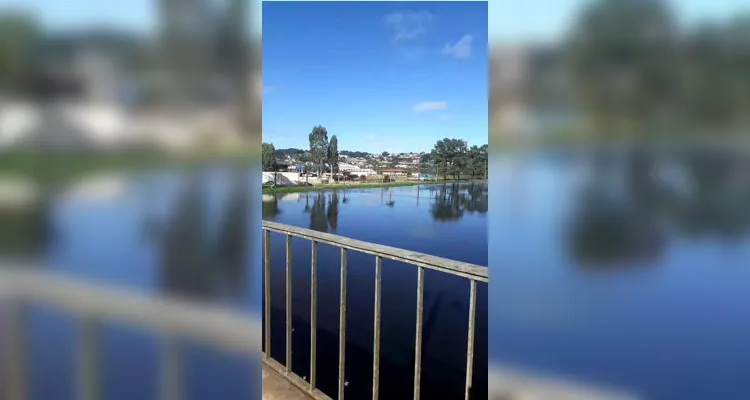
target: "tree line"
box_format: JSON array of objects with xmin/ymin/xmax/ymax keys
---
[
  {"xmin": 262, "ymin": 125, "xmax": 339, "ymax": 175},
  {"xmin": 423, "ymin": 139, "xmax": 488, "ymax": 179},
  {"xmin": 563, "ymin": 0, "xmax": 750, "ymax": 136},
  {"xmin": 264, "ymin": 127, "xmax": 488, "ymax": 180}
]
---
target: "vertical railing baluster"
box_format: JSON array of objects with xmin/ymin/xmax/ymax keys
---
[
  {"xmin": 4, "ymin": 303, "xmax": 26, "ymax": 400},
  {"xmin": 257, "ymin": 222, "xmax": 487, "ymax": 400},
  {"xmin": 464, "ymin": 280, "xmax": 477, "ymax": 400},
  {"xmin": 263, "ymin": 229, "xmax": 271, "ymax": 359},
  {"xmin": 338, "ymin": 248, "xmax": 347, "ymax": 400},
  {"xmin": 372, "ymin": 256, "xmax": 382, "ymax": 400},
  {"xmin": 160, "ymin": 335, "xmax": 182, "ymax": 400},
  {"xmin": 286, "ymin": 234, "xmax": 292, "ymax": 373},
  {"xmin": 413, "ymin": 267, "xmax": 424, "ymax": 400},
  {"xmin": 310, "ymin": 240, "xmax": 318, "ymax": 390},
  {"xmin": 77, "ymin": 317, "xmax": 100, "ymax": 400}
]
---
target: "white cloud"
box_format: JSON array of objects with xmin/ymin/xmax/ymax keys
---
[
  {"xmin": 439, "ymin": 114, "xmax": 451, "ymax": 121},
  {"xmin": 365, "ymin": 134, "xmax": 377, "ymax": 141},
  {"xmin": 412, "ymin": 101, "xmax": 447, "ymax": 113},
  {"xmin": 442, "ymin": 34, "xmax": 473, "ymax": 59},
  {"xmin": 384, "ymin": 11, "xmax": 434, "ymax": 42}
]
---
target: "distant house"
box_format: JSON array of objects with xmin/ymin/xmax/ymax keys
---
[
  {"xmin": 338, "ymin": 162, "xmax": 376, "ymax": 176},
  {"xmin": 382, "ymin": 169, "xmax": 407, "ymax": 176}
]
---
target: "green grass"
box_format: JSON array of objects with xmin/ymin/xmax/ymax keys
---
[
  {"xmin": 261, "ymin": 178, "xmax": 485, "ymax": 194},
  {"xmin": 0, "ymin": 149, "xmax": 259, "ymax": 184}
]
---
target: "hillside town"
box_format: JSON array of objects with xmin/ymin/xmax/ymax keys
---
[
  {"xmin": 261, "ymin": 126, "xmax": 488, "ymax": 188},
  {"xmin": 273, "ymin": 149, "xmax": 425, "ymax": 177}
]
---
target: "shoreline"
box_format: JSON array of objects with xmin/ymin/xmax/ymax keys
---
[{"xmin": 261, "ymin": 179, "xmax": 487, "ymax": 194}]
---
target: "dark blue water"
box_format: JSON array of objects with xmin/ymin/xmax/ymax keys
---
[
  {"xmin": 5, "ymin": 169, "xmax": 261, "ymax": 400},
  {"xmin": 262, "ymin": 183, "xmax": 488, "ymax": 399},
  {"xmin": 489, "ymin": 151, "xmax": 750, "ymax": 400},
  {"xmin": 2, "ymin": 172, "xmax": 487, "ymax": 399}
]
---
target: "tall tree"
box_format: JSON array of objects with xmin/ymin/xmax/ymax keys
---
[
  {"xmin": 467, "ymin": 145, "xmax": 488, "ymax": 179},
  {"xmin": 0, "ymin": 12, "xmax": 39, "ymax": 93},
  {"xmin": 308, "ymin": 125, "xmax": 329, "ymax": 176},
  {"xmin": 566, "ymin": 0, "xmax": 678, "ymax": 137},
  {"xmin": 431, "ymin": 139, "xmax": 450, "ymax": 179},
  {"xmin": 261, "ymin": 142, "xmax": 276, "ymax": 171},
  {"xmin": 448, "ymin": 139, "xmax": 469, "ymax": 179},
  {"xmin": 327, "ymin": 135, "xmax": 339, "ymax": 174}
]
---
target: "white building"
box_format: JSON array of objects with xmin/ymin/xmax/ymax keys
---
[{"xmin": 338, "ymin": 162, "xmax": 376, "ymax": 176}]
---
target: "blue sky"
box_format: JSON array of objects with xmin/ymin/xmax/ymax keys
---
[
  {"xmin": 2, "ymin": 0, "xmax": 743, "ymax": 42},
  {"xmin": 262, "ymin": 1, "xmax": 488, "ymax": 153},
  {"xmin": 489, "ymin": 0, "xmax": 749, "ymax": 44},
  {"xmin": 2, "ymin": 0, "xmax": 747, "ymax": 151}
]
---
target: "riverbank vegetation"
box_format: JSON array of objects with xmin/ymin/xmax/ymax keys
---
[
  {"xmin": 263, "ymin": 125, "xmax": 488, "ymax": 182},
  {"xmin": 490, "ymin": 0, "xmax": 750, "ymax": 147},
  {"xmin": 261, "ymin": 178, "xmax": 485, "ymax": 194},
  {"xmin": 0, "ymin": 146, "xmax": 259, "ymax": 184}
]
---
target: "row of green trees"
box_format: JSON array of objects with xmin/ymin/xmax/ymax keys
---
[
  {"xmin": 262, "ymin": 125, "xmax": 340, "ymax": 174},
  {"xmin": 265, "ymin": 133, "xmax": 489, "ymax": 180},
  {"xmin": 423, "ymin": 139, "xmax": 488, "ymax": 179},
  {"xmin": 564, "ymin": 0, "xmax": 750, "ymax": 136}
]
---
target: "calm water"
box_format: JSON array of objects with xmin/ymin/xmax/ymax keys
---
[
  {"xmin": 2, "ymin": 173, "xmax": 488, "ymax": 400},
  {"xmin": 490, "ymin": 150, "xmax": 750, "ymax": 400},
  {"xmin": 5, "ymin": 169, "xmax": 261, "ymax": 400},
  {"xmin": 262, "ymin": 183, "xmax": 488, "ymax": 399},
  {"xmin": 17, "ymin": 148, "xmax": 750, "ymax": 400}
]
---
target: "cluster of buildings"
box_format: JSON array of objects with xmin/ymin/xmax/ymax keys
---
[{"xmin": 273, "ymin": 151, "xmax": 426, "ymax": 177}]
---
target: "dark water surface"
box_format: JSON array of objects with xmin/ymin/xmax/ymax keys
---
[
  {"xmin": 262, "ymin": 183, "xmax": 488, "ymax": 399},
  {"xmin": 6, "ymin": 172, "xmax": 488, "ymax": 400},
  {"xmin": 490, "ymin": 150, "xmax": 750, "ymax": 400},
  {"xmin": 12, "ymin": 169, "xmax": 261, "ymax": 400}
]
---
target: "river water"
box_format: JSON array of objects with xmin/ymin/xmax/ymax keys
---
[
  {"xmin": 262, "ymin": 183, "xmax": 488, "ymax": 399},
  {"xmin": 489, "ymin": 149, "xmax": 750, "ymax": 400},
  {"xmin": 1, "ymin": 172, "xmax": 488, "ymax": 400}
]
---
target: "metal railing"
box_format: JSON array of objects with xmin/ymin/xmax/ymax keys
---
[
  {"xmin": 0, "ymin": 267, "xmax": 261, "ymax": 400},
  {"xmin": 261, "ymin": 220, "xmax": 489, "ymax": 400},
  {"xmin": 0, "ymin": 227, "xmax": 637, "ymax": 400}
]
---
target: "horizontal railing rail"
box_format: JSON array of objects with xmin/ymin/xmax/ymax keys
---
[
  {"xmin": 0, "ymin": 266, "xmax": 261, "ymax": 400},
  {"xmin": 262, "ymin": 220, "xmax": 488, "ymax": 400},
  {"xmin": 262, "ymin": 221, "xmax": 488, "ymax": 282},
  {"xmin": 0, "ymin": 254, "xmax": 635, "ymax": 400}
]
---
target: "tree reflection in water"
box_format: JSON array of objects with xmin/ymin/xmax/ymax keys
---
[
  {"xmin": 214, "ymin": 171, "xmax": 250, "ymax": 298},
  {"xmin": 159, "ymin": 171, "xmax": 249, "ymax": 300},
  {"xmin": 309, "ymin": 192, "xmax": 329, "ymax": 233},
  {"xmin": 567, "ymin": 149, "xmax": 750, "ymax": 270},
  {"xmin": 261, "ymin": 184, "xmax": 488, "ymax": 233},
  {"xmin": 430, "ymin": 183, "xmax": 488, "ymax": 222},
  {"xmin": 327, "ymin": 191, "xmax": 339, "ymax": 232},
  {"xmin": 0, "ymin": 188, "xmax": 56, "ymax": 258},
  {"xmin": 262, "ymin": 192, "xmax": 288, "ymax": 219}
]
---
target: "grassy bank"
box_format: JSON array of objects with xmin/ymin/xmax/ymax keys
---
[
  {"xmin": 262, "ymin": 179, "xmax": 486, "ymax": 194},
  {"xmin": 0, "ymin": 148, "xmax": 259, "ymax": 184}
]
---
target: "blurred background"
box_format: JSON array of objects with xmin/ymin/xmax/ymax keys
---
[
  {"xmin": 489, "ymin": 0, "xmax": 750, "ymax": 399},
  {"xmin": 0, "ymin": 0, "xmax": 261, "ymax": 399}
]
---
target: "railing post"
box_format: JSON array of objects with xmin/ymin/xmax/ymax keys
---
[
  {"xmin": 263, "ymin": 229, "xmax": 271, "ymax": 359},
  {"xmin": 3, "ymin": 302, "xmax": 27, "ymax": 400},
  {"xmin": 464, "ymin": 280, "xmax": 477, "ymax": 400},
  {"xmin": 160, "ymin": 335, "xmax": 182, "ymax": 400},
  {"xmin": 310, "ymin": 240, "xmax": 318, "ymax": 390},
  {"xmin": 413, "ymin": 267, "xmax": 424, "ymax": 400},
  {"xmin": 338, "ymin": 248, "xmax": 347, "ymax": 400},
  {"xmin": 77, "ymin": 316, "xmax": 101, "ymax": 400},
  {"xmin": 372, "ymin": 256, "xmax": 382, "ymax": 400},
  {"xmin": 259, "ymin": 221, "xmax": 489, "ymax": 400},
  {"xmin": 286, "ymin": 234, "xmax": 293, "ymax": 374}
]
